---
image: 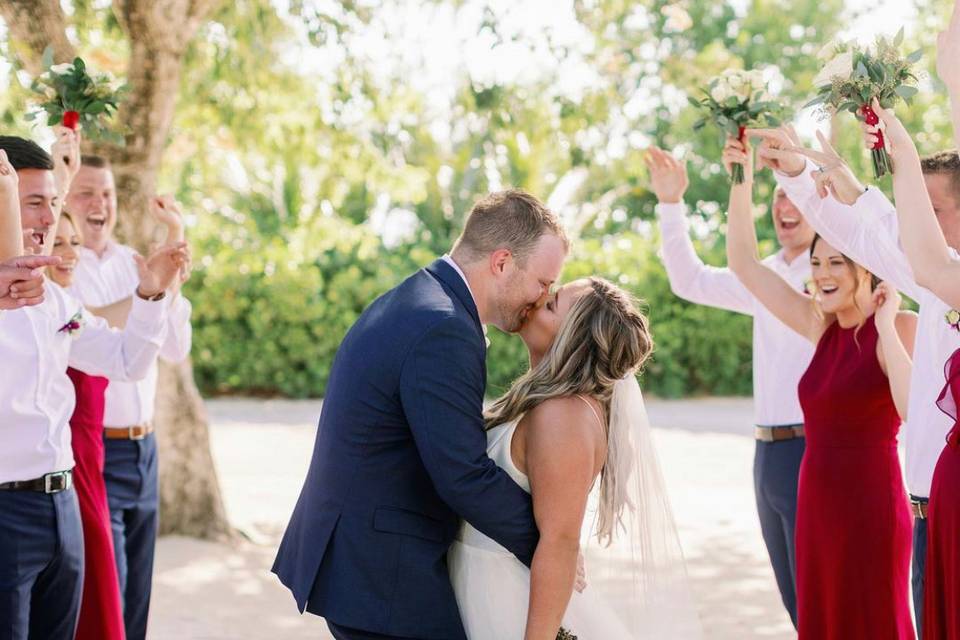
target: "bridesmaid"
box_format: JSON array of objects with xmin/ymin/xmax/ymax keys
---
[
  {"xmin": 722, "ymin": 137, "xmax": 918, "ymax": 639},
  {"xmin": 861, "ymin": 99, "xmax": 960, "ymax": 638},
  {"xmin": 47, "ymin": 211, "xmax": 126, "ymax": 640}
]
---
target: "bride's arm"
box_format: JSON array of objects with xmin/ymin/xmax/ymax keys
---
[{"xmin": 522, "ymin": 397, "xmax": 602, "ymax": 640}]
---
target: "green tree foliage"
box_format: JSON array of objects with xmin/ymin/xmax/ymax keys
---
[{"xmin": 2, "ymin": 0, "xmax": 954, "ymax": 398}]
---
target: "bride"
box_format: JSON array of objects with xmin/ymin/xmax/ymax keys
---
[{"xmin": 448, "ymin": 277, "xmax": 703, "ymax": 639}]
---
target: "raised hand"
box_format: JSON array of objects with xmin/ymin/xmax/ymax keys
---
[
  {"xmin": 722, "ymin": 136, "xmax": 754, "ymax": 184},
  {"xmin": 133, "ymin": 241, "xmax": 190, "ymax": 299},
  {"xmin": 149, "ymin": 195, "xmax": 186, "ymax": 242},
  {"xmin": 872, "ymin": 281, "xmax": 902, "ymax": 332},
  {"xmin": 0, "ymin": 255, "xmax": 61, "ymax": 310},
  {"xmin": 861, "ymin": 98, "xmax": 918, "ymax": 166},
  {"xmin": 747, "ymin": 125, "xmax": 806, "ymax": 177},
  {"xmin": 938, "ymin": 0, "xmax": 960, "ymax": 95},
  {"xmin": 0, "ymin": 149, "xmax": 23, "ymax": 261},
  {"xmin": 787, "ymin": 130, "xmax": 866, "ymax": 205},
  {"xmin": 51, "ymin": 125, "xmax": 81, "ymax": 195},
  {"xmin": 643, "ymin": 147, "xmax": 689, "ymax": 204}
]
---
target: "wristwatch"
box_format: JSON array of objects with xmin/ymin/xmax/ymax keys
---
[{"xmin": 136, "ymin": 287, "xmax": 166, "ymax": 302}]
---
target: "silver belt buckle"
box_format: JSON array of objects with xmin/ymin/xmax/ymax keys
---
[
  {"xmin": 129, "ymin": 425, "xmax": 146, "ymax": 441},
  {"xmin": 43, "ymin": 471, "xmax": 70, "ymax": 494}
]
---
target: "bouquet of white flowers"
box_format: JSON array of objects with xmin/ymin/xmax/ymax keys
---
[
  {"xmin": 690, "ymin": 69, "xmax": 787, "ymax": 184},
  {"xmin": 805, "ymin": 29, "xmax": 921, "ymax": 178},
  {"xmin": 28, "ymin": 48, "xmax": 125, "ymax": 143}
]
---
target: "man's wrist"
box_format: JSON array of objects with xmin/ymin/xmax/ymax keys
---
[
  {"xmin": 777, "ymin": 163, "xmax": 806, "ymax": 179},
  {"xmin": 657, "ymin": 196, "xmax": 683, "ymax": 205}
]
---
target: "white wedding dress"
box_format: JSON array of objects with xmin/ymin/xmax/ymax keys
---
[
  {"xmin": 447, "ymin": 378, "xmax": 703, "ymax": 640},
  {"xmin": 448, "ymin": 419, "xmax": 634, "ymax": 639}
]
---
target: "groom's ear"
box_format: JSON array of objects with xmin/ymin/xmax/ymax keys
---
[{"xmin": 489, "ymin": 248, "xmax": 513, "ymax": 275}]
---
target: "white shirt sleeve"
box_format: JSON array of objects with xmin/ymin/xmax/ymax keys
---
[
  {"xmin": 68, "ymin": 294, "xmax": 169, "ymax": 381},
  {"xmin": 656, "ymin": 203, "xmax": 755, "ymax": 315},
  {"xmin": 159, "ymin": 293, "xmax": 192, "ymax": 363},
  {"xmin": 775, "ymin": 163, "xmax": 922, "ymax": 300}
]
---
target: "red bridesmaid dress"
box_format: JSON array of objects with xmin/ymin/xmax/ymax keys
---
[
  {"xmin": 924, "ymin": 348, "xmax": 960, "ymax": 640},
  {"xmin": 795, "ymin": 316, "xmax": 914, "ymax": 639},
  {"xmin": 67, "ymin": 367, "xmax": 126, "ymax": 640}
]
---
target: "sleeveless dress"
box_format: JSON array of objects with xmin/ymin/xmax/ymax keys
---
[
  {"xmin": 66, "ymin": 367, "xmax": 126, "ymax": 640},
  {"xmin": 924, "ymin": 348, "xmax": 960, "ymax": 640},
  {"xmin": 447, "ymin": 415, "xmax": 634, "ymax": 639},
  {"xmin": 795, "ymin": 316, "xmax": 914, "ymax": 639}
]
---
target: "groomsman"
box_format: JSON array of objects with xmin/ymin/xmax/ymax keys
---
[
  {"xmin": 754, "ymin": 126, "xmax": 960, "ymax": 637},
  {"xmin": 646, "ymin": 147, "xmax": 814, "ymax": 629},
  {"xmin": 0, "ymin": 134, "xmax": 184, "ymax": 640},
  {"xmin": 65, "ymin": 156, "xmax": 193, "ymax": 640}
]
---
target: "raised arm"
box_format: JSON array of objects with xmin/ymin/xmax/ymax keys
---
[
  {"xmin": 723, "ymin": 138, "xmax": 823, "ymax": 342},
  {"xmin": 868, "ymin": 101, "xmax": 960, "ymax": 308},
  {"xmin": 939, "ymin": 0, "xmax": 960, "ymax": 150},
  {"xmin": 522, "ymin": 398, "xmax": 602, "ymax": 640},
  {"xmin": 0, "ymin": 150, "xmax": 22, "ymax": 261},
  {"xmin": 873, "ymin": 282, "xmax": 916, "ymax": 421},
  {"xmin": 646, "ymin": 147, "xmax": 755, "ymax": 315},
  {"xmin": 399, "ymin": 318, "xmax": 539, "ymax": 565}
]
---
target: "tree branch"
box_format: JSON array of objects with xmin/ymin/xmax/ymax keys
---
[{"xmin": 0, "ymin": 0, "xmax": 75, "ymax": 72}]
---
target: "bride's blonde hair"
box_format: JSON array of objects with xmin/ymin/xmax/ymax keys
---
[{"xmin": 484, "ymin": 277, "xmax": 654, "ymax": 543}]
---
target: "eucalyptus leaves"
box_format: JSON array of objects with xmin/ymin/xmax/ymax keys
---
[{"xmin": 805, "ymin": 29, "xmax": 922, "ymax": 178}]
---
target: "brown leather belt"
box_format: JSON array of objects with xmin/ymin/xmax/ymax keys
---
[
  {"xmin": 0, "ymin": 470, "xmax": 73, "ymax": 494},
  {"xmin": 755, "ymin": 425, "xmax": 805, "ymax": 442},
  {"xmin": 911, "ymin": 498, "xmax": 929, "ymax": 520},
  {"xmin": 104, "ymin": 424, "xmax": 154, "ymax": 441}
]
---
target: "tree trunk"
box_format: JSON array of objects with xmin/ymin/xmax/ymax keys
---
[{"xmin": 1, "ymin": 0, "xmax": 231, "ymax": 540}]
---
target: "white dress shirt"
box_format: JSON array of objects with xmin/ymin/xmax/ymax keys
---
[
  {"xmin": 657, "ymin": 203, "xmax": 815, "ymax": 427},
  {"xmin": 776, "ymin": 164, "xmax": 960, "ymax": 497},
  {"xmin": 441, "ymin": 255, "xmax": 490, "ymax": 347},
  {"xmin": 69, "ymin": 242, "xmax": 193, "ymax": 428},
  {"xmin": 0, "ymin": 282, "xmax": 168, "ymax": 483}
]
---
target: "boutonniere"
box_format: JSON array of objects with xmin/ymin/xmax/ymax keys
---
[
  {"xmin": 946, "ymin": 309, "xmax": 960, "ymax": 333},
  {"xmin": 58, "ymin": 310, "xmax": 84, "ymax": 337}
]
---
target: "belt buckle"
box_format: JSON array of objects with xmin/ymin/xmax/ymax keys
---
[
  {"xmin": 128, "ymin": 425, "xmax": 146, "ymax": 441},
  {"xmin": 43, "ymin": 471, "xmax": 68, "ymax": 494}
]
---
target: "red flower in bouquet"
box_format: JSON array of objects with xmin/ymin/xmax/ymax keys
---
[{"xmin": 805, "ymin": 29, "xmax": 922, "ymax": 179}]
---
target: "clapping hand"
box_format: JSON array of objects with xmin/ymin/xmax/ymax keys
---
[
  {"xmin": 0, "ymin": 255, "xmax": 61, "ymax": 310},
  {"xmin": 643, "ymin": 147, "xmax": 689, "ymax": 204},
  {"xmin": 51, "ymin": 126, "xmax": 81, "ymax": 195},
  {"xmin": 873, "ymin": 281, "xmax": 902, "ymax": 332},
  {"xmin": 134, "ymin": 242, "xmax": 190, "ymax": 299},
  {"xmin": 783, "ymin": 131, "xmax": 866, "ymax": 206}
]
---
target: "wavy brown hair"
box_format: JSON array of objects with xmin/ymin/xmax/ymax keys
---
[{"xmin": 484, "ymin": 277, "xmax": 654, "ymax": 542}]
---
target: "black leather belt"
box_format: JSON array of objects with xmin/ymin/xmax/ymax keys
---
[{"xmin": 0, "ymin": 470, "xmax": 73, "ymax": 494}]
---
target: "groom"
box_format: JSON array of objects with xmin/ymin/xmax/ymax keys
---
[{"xmin": 273, "ymin": 189, "xmax": 568, "ymax": 639}]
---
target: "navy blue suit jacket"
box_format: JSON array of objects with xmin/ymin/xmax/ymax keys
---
[{"xmin": 272, "ymin": 259, "xmax": 539, "ymax": 639}]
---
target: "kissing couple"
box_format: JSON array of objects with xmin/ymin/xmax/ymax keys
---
[{"xmin": 273, "ymin": 189, "xmax": 702, "ymax": 639}]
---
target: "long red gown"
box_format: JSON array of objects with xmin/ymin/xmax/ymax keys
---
[
  {"xmin": 796, "ymin": 316, "xmax": 915, "ymax": 639},
  {"xmin": 67, "ymin": 367, "xmax": 126, "ymax": 640},
  {"xmin": 924, "ymin": 348, "xmax": 960, "ymax": 640}
]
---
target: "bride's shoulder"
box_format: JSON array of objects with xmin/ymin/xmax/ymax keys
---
[{"xmin": 523, "ymin": 396, "xmax": 605, "ymax": 446}]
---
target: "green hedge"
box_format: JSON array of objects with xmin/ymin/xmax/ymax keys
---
[{"xmin": 187, "ymin": 228, "xmax": 754, "ymax": 399}]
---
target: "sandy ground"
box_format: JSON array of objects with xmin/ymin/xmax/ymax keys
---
[{"xmin": 149, "ymin": 397, "xmax": 797, "ymax": 640}]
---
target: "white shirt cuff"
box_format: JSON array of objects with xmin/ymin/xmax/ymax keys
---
[{"xmin": 655, "ymin": 202, "xmax": 686, "ymax": 221}]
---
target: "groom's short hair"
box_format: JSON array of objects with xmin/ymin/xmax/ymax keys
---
[
  {"xmin": 452, "ymin": 189, "xmax": 568, "ymax": 265},
  {"xmin": 922, "ymin": 150, "xmax": 960, "ymax": 201},
  {"xmin": 0, "ymin": 136, "xmax": 54, "ymax": 171}
]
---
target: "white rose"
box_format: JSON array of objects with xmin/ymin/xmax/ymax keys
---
[
  {"xmin": 49, "ymin": 62, "xmax": 74, "ymax": 76},
  {"xmin": 811, "ymin": 50, "xmax": 854, "ymax": 88},
  {"xmin": 711, "ymin": 83, "xmax": 733, "ymax": 103},
  {"xmin": 817, "ymin": 39, "xmax": 844, "ymax": 60}
]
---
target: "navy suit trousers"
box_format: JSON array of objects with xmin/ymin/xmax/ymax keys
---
[
  {"xmin": 104, "ymin": 433, "xmax": 159, "ymax": 640},
  {"xmin": 0, "ymin": 488, "xmax": 84, "ymax": 640}
]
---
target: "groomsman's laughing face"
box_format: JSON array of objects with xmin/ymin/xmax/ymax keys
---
[
  {"xmin": 771, "ymin": 188, "xmax": 814, "ymax": 254},
  {"xmin": 66, "ymin": 165, "xmax": 118, "ymax": 256},
  {"xmin": 493, "ymin": 232, "xmax": 566, "ymax": 334},
  {"xmin": 16, "ymin": 168, "xmax": 59, "ymax": 255}
]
